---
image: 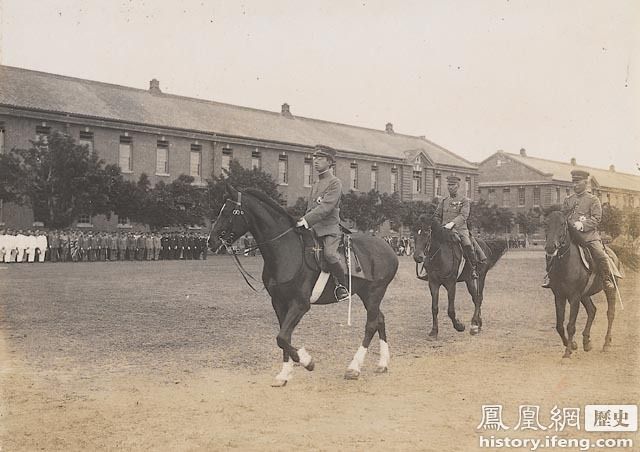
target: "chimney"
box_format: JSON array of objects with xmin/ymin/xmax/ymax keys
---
[
  {"xmin": 519, "ymin": 148, "xmax": 527, "ymax": 157},
  {"xmin": 281, "ymin": 103, "xmax": 292, "ymax": 118},
  {"xmin": 418, "ymin": 135, "xmax": 426, "ymax": 139},
  {"xmin": 609, "ymin": 164, "xmax": 615, "ymax": 172},
  {"xmin": 149, "ymin": 79, "xmax": 161, "ymax": 94},
  {"xmin": 570, "ymin": 157, "xmax": 576, "ymax": 166},
  {"xmin": 385, "ymin": 122, "xmax": 394, "ymax": 134}
]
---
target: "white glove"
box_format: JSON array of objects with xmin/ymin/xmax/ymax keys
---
[
  {"xmin": 573, "ymin": 221, "xmax": 584, "ymax": 231},
  {"xmin": 296, "ymin": 218, "xmax": 309, "ymax": 229},
  {"xmin": 444, "ymin": 222, "xmax": 455, "ymax": 230}
]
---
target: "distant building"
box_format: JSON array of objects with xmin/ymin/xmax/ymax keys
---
[
  {"xmin": 478, "ymin": 148, "xmax": 640, "ymax": 213},
  {"xmin": 0, "ymin": 65, "xmax": 477, "ymax": 230}
]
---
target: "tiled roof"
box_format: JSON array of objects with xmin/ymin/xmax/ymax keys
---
[
  {"xmin": 501, "ymin": 152, "xmax": 640, "ymax": 192},
  {"xmin": 0, "ymin": 65, "xmax": 476, "ymax": 169}
]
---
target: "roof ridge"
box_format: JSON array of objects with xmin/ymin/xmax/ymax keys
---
[
  {"xmin": 0, "ymin": 64, "xmax": 432, "ymax": 141},
  {"xmin": 505, "ymin": 151, "xmax": 640, "ymax": 178}
]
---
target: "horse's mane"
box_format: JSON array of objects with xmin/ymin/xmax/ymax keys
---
[
  {"xmin": 243, "ymin": 188, "xmax": 296, "ymax": 226},
  {"xmin": 479, "ymin": 239, "xmax": 508, "ymax": 271}
]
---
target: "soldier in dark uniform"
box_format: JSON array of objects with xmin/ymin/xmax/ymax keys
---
[
  {"xmin": 168, "ymin": 233, "xmax": 177, "ymax": 259},
  {"xmin": 434, "ymin": 175, "xmax": 478, "ymax": 279},
  {"xmin": 161, "ymin": 233, "xmax": 169, "ymax": 260},
  {"xmin": 295, "ymin": 145, "xmax": 349, "ymax": 302},
  {"xmin": 542, "ymin": 170, "xmax": 615, "ymax": 291}
]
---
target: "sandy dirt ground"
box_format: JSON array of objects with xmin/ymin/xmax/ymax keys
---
[{"xmin": 0, "ymin": 250, "xmax": 638, "ymax": 451}]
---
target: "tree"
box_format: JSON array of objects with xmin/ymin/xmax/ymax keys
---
[
  {"xmin": 515, "ymin": 208, "xmax": 543, "ymax": 244},
  {"xmin": 0, "ymin": 152, "xmax": 27, "ymax": 204},
  {"xmin": 601, "ymin": 204, "xmax": 623, "ymax": 239},
  {"xmin": 143, "ymin": 175, "xmax": 208, "ymax": 229},
  {"xmin": 380, "ymin": 192, "xmax": 403, "ymax": 231},
  {"xmin": 1, "ymin": 131, "xmax": 123, "ymax": 228},
  {"xmin": 287, "ymin": 197, "xmax": 308, "ymax": 218},
  {"xmin": 626, "ymin": 207, "xmax": 640, "ymax": 240},
  {"xmin": 341, "ymin": 190, "xmax": 386, "ymax": 232},
  {"xmin": 207, "ymin": 159, "xmax": 282, "ymax": 218},
  {"xmin": 399, "ymin": 200, "xmax": 435, "ymax": 231}
]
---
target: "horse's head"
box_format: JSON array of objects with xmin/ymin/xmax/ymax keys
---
[
  {"xmin": 545, "ymin": 210, "xmax": 568, "ymax": 257},
  {"xmin": 208, "ymin": 183, "xmax": 250, "ymax": 251},
  {"xmin": 413, "ymin": 214, "xmax": 432, "ymax": 263}
]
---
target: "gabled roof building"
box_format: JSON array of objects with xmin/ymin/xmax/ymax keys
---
[
  {"xmin": 478, "ymin": 148, "xmax": 640, "ymax": 212},
  {"xmin": 0, "ymin": 65, "xmax": 477, "ymax": 230}
]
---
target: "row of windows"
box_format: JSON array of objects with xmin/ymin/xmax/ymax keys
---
[
  {"xmin": 487, "ymin": 187, "xmax": 544, "ymax": 207},
  {"xmin": 118, "ymin": 137, "xmax": 203, "ymax": 181},
  {"xmin": 417, "ymin": 174, "xmax": 472, "ymax": 198}
]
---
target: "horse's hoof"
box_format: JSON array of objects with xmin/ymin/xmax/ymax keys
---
[
  {"xmin": 304, "ymin": 360, "xmax": 315, "ymax": 372},
  {"xmin": 470, "ymin": 325, "xmax": 480, "ymax": 336},
  {"xmin": 271, "ymin": 379, "xmax": 288, "ymax": 387},
  {"xmin": 454, "ymin": 323, "xmax": 465, "ymax": 332},
  {"xmin": 344, "ymin": 369, "xmax": 360, "ymax": 380},
  {"xmin": 583, "ymin": 341, "xmax": 592, "ymax": 352},
  {"xmin": 562, "ymin": 351, "xmax": 572, "ymax": 359},
  {"xmin": 602, "ymin": 344, "xmax": 611, "ymax": 352},
  {"xmin": 428, "ymin": 330, "xmax": 438, "ymax": 339},
  {"xmin": 374, "ymin": 366, "xmax": 388, "ymax": 374},
  {"xmin": 571, "ymin": 341, "xmax": 578, "ymax": 350}
]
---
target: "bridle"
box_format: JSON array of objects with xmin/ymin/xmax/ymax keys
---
[
  {"xmin": 208, "ymin": 190, "xmax": 296, "ymax": 291},
  {"xmin": 546, "ymin": 216, "xmax": 570, "ymax": 261}
]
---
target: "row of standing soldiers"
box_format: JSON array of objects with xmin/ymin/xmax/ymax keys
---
[{"xmin": 44, "ymin": 230, "xmax": 210, "ymax": 262}]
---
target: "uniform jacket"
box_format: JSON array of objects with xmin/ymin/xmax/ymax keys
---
[
  {"xmin": 434, "ymin": 194, "xmax": 470, "ymax": 233},
  {"xmin": 562, "ymin": 191, "xmax": 602, "ymax": 242},
  {"xmin": 303, "ymin": 172, "xmax": 343, "ymax": 237}
]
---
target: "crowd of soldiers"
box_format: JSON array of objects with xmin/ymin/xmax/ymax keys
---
[
  {"xmin": 0, "ymin": 229, "xmax": 210, "ymax": 263},
  {"xmin": 384, "ymin": 236, "xmax": 414, "ymax": 256}
]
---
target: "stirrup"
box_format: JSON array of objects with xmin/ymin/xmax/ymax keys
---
[
  {"xmin": 541, "ymin": 275, "xmax": 551, "ymax": 289},
  {"xmin": 335, "ymin": 285, "xmax": 350, "ymax": 302}
]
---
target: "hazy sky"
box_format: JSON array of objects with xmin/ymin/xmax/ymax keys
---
[{"xmin": 1, "ymin": 0, "xmax": 638, "ymax": 173}]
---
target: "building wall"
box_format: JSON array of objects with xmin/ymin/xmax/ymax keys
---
[{"xmin": 478, "ymin": 153, "xmax": 549, "ymax": 184}]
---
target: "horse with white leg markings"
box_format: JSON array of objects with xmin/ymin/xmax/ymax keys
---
[{"xmin": 208, "ymin": 184, "xmax": 398, "ymax": 385}]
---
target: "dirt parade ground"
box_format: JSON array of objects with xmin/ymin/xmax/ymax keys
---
[{"xmin": 0, "ymin": 250, "xmax": 638, "ymax": 451}]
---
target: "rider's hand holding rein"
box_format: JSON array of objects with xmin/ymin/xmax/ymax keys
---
[
  {"xmin": 296, "ymin": 218, "xmax": 309, "ymax": 230},
  {"xmin": 573, "ymin": 221, "xmax": 584, "ymax": 231},
  {"xmin": 444, "ymin": 222, "xmax": 455, "ymax": 230}
]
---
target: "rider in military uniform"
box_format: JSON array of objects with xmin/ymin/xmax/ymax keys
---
[
  {"xmin": 295, "ymin": 145, "xmax": 350, "ymax": 302},
  {"xmin": 434, "ymin": 175, "xmax": 479, "ymax": 279},
  {"xmin": 542, "ymin": 169, "xmax": 615, "ymax": 291}
]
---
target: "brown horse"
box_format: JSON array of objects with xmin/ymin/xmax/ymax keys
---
[
  {"xmin": 544, "ymin": 210, "xmax": 620, "ymax": 358},
  {"xmin": 413, "ymin": 214, "xmax": 507, "ymax": 338},
  {"xmin": 208, "ymin": 184, "xmax": 399, "ymax": 385}
]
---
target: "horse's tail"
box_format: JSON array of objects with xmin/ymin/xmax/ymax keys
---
[
  {"xmin": 479, "ymin": 239, "xmax": 508, "ymax": 272},
  {"xmin": 608, "ymin": 244, "xmax": 640, "ymax": 272}
]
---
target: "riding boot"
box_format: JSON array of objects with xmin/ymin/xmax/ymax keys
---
[
  {"xmin": 462, "ymin": 245, "xmax": 479, "ymax": 279},
  {"xmin": 541, "ymin": 255, "xmax": 552, "ymax": 288},
  {"xmin": 328, "ymin": 262, "xmax": 350, "ymax": 302},
  {"xmin": 598, "ymin": 261, "xmax": 616, "ymax": 292}
]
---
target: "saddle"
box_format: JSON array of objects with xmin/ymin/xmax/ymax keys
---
[
  {"xmin": 304, "ymin": 230, "xmax": 368, "ymax": 279},
  {"xmin": 577, "ymin": 245, "xmax": 623, "ymax": 278}
]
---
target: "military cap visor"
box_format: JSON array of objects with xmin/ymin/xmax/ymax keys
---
[
  {"xmin": 571, "ymin": 170, "xmax": 590, "ymax": 182},
  {"xmin": 312, "ymin": 145, "xmax": 337, "ymax": 160},
  {"xmin": 446, "ymin": 176, "xmax": 461, "ymax": 184}
]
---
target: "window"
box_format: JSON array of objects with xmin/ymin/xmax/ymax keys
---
[
  {"xmin": 117, "ymin": 216, "xmax": 130, "ymax": 226},
  {"xmin": 435, "ymin": 173, "xmax": 441, "ymax": 196},
  {"xmin": 488, "ymin": 188, "xmax": 496, "ymax": 205},
  {"xmin": 119, "ymin": 136, "xmax": 132, "ymax": 172},
  {"xmin": 502, "ymin": 188, "xmax": 510, "ymax": 207},
  {"xmin": 606, "ymin": 193, "xmax": 611, "ymax": 205},
  {"xmin": 465, "ymin": 177, "xmax": 472, "ymax": 198},
  {"xmin": 77, "ymin": 214, "xmax": 91, "ymax": 225},
  {"xmin": 371, "ymin": 166, "xmax": 378, "ymax": 191},
  {"xmin": 350, "ymin": 163, "xmax": 359, "ymax": 190},
  {"xmin": 533, "ymin": 187, "xmax": 541, "ymax": 207},
  {"xmin": 518, "ymin": 187, "xmax": 525, "ymax": 206},
  {"xmin": 391, "ymin": 168, "xmax": 398, "ymax": 193},
  {"xmin": 190, "ymin": 145, "xmax": 202, "ymax": 182},
  {"xmin": 556, "ymin": 187, "xmax": 561, "ymax": 204},
  {"xmin": 304, "ymin": 158, "xmax": 313, "ymax": 187},
  {"xmin": 496, "ymin": 158, "xmax": 502, "ymax": 167},
  {"xmin": 156, "ymin": 140, "xmax": 169, "ymax": 175},
  {"xmin": 412, "ymin": 171, "xmax": 422, "ymax": 194},
  {"xmin": 35, "ymin": 125, "xmax": 50, "ymax": 150},
  {"xmin": 278, "ymin": 154, "xmax": 288, "ymax": 184},
  {"xmin": 251, "ymin": 149, "xmax": 261, "ymax": 170},
  {"xmin": 0, "ymin": 123, "xmax": 5, "ymax": 154},
  {"xmin": 221, "ymin": 147, "xmax": 232, "ymax": 173},
  {"xmin": 79, "ymin": 131, "xmax": 94, "ymax": 154}
]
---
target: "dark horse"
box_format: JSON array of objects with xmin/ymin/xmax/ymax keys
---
[
  {"xmin": 413, "ymin": 214, "xmax": 507, "ymax": 338},
  {"xmin": 545, "ymin": 210, "xmax": 620, "ymax": 358},
  {"xmin": 208, "ymin": 185, "xmax": 399, "ymax": 385}
]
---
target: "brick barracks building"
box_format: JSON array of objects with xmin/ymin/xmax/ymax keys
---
[
  {"xmin": 478, "ymin": 148, "xmax": 640, "ymax": 212},
  {"xmin": 0, "ymin": 65, "xmax": 477, "ymax": 231}
]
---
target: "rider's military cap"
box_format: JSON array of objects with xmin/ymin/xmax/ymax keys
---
[
  {"xmin": 313, "ymin": 145, "xmax": 337, "ymax": 162},
  {"xmin": 570, "ymin": 169, "xmax": 590, "ymax": 182},
  {"xmin": 446, "ymin": 175, "xmax": 461, "ymax": 184}
]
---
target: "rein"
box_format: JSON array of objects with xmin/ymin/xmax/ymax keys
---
[{"xmin": 210, "ymin": 191, "xmax": 298, "ymax": 292}]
